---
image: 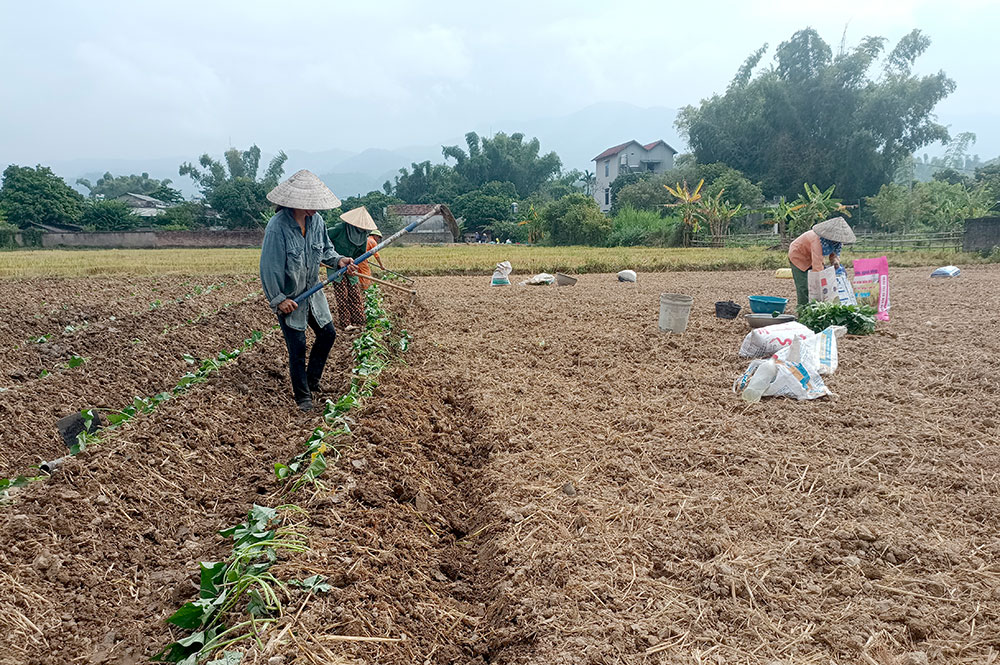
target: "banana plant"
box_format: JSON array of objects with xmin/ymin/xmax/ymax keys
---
[
  {"xmin": 516, "ymin": 203, "xmax": 544, "ymax": 244},
  {"xmin": 696, "ymin": 189, "xmax": 744, "ymax": 247},
  {"xmin": 768, "ymin": 196, "xmax": 805, "ymax": 242},
  {"xmin": 786, "ymin": 183, "xmax": 853, "ymax": 238},
  {"xmin": 663, "ymin": 179, "xmax": 705, "ymax": 246}
]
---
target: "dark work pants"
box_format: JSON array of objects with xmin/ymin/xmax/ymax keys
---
[{"xmin": 278, "ymin": 310, "xmax": 337, "ymax": 403}]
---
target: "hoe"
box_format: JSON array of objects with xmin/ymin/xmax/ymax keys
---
[{"xmin": 295, "ymin": 204, "xmax": 451, "ymax": 306}]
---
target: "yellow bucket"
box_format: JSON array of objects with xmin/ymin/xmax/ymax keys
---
[{"xmin": 774, "ymin": 268, "xmax": 793, "ymax": 279}]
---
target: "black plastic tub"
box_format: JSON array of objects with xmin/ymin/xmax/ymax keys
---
[{"xmin": 715, "ymin": 300, "xmax": 742, "ymax": 319}]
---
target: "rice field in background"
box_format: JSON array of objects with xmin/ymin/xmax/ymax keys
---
[{"xmin": 0, "ymin": 244, "xmax": 990, "ymax": 278}]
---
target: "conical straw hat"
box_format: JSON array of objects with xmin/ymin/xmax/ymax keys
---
[
  {"xmin": 812, "ymin": 216, "xmax": 856, "ymax": 243},
  {"xmin": 266, "ymin": 170, "xmax": 341, "ymax": 210},
  {"xmin": 340, "ymin": 206, "xmax": 378, "ymax": 231}
]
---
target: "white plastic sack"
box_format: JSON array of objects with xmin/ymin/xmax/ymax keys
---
[
  {"xmin": 617, "ymin": 269, "xmax": 637, "ymax": 283},
  {"xmin": 808, "ymin": 266, "xmax": 838, "ymax": 302},
  {"xmin": 738, "ymin": 321, "xmax": 813, "ymax": 359},
  {"xmin": 491, "ymin": 261, "xmax": 512, "ymax": 287},
  {"xmin": 519, "ymin": 273, "xmax": 555, "ymax": 286},
  {"xmin": 733, "ymin": 343, "xmax": 832, "ymax": 401},
  {"xmin": 774, "ymin": 325, "xmax": 844, "ymax": 376},
  {"xmin": 835, "ymin": 267, "xmax": 857, "ymax": 306},
  {"xmin": 931, "ymin": 265, "xmax": 961, "ymax": 278}
]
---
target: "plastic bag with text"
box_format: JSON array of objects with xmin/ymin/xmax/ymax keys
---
[
  {"xmin": 835, "ymin": 267, "xmax": 857, "ymax": 306},
  {"xmin": 852, "ymin": 256, "xmax": 890, "ymax": 321},
  {"xmin": 774, "ymin": 325, "xmax": 844, "ymax": 376},
  {"xmin": 738, "ymin": 321, "xmax": 813, "ymax": 358},
  {"xmin": 733, "ymin": 356, "xmax": 831, "ymax": 401},
  {"xmin": 808, "ymin": 266, "xmax": 838, "ymax": 303},
  {"xmin": 490, "ymin": 261, "xmax": 513, "ymax": 287},
  {"xmin": 733, "ymin": 335, "xmax": 833, "ymax": 401}
]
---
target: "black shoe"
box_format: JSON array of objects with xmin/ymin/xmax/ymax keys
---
[
  {"xmin": 297, "ymin": 398, "xmax": 314, "ymax": 412},
  {"xmin": 308, "ymin": 380, "xmax": 321, "ymax": 394}
]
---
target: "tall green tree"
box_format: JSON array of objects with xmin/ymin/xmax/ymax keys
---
[
  {"xmin": 0, "ymin": 164, "xmax": 85, "ymax": 229},
  {"xmin": 80, "ymin": 199, "xmax": 140, "ymax": 231},
  {"xmin": 676, "ymin": 28, "xmax": 955, "ymax": 200},
  {"xmin": 867, "ymin": 180, "xmax": 992, "ymax": 232},
  {"xmin": 76, "ymin": 171, "xmax": 177, "ymax": 200},
  {"xmin": 331, "ymin": 190, "xmax": 406, "ymax": 234},
  {"xmin": 442, "ymin": 131, "xmax": 562, "ymax": 197},
  {"xmin": 540, "ymin": 194, "xmax": 611, "ymax": 246},
  {"xmin": 179, "ymin": 145, "xmax": 287, "ymax": 227},
  {"xmin": 383, "ymin": 160, "xmax": 464, "ymax": 204},
  {"xmin": 975, "ymin": 161, "xmax": 1000, "ymax": 211},
  {"xmin": 339, "ymin": 191, "xmax": 404, "ymax": 222},
  {"xmin": 154, "ymin": 201, "xmax": 213, "ymax": 230},
  {"xmin": 450, "ymin": 181, "xmax": 517, "ymax": 232},
  {"xmin": 613, "ymin": 162, "xmax": 762, "ymax": 215},
  {"xmin": 385, "ymin": 131, "xmax": 564, "ymax": 204}
]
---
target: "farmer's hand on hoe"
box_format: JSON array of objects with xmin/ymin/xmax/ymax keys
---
[
  {"xmin": 278, "ymin": 299, "xmax": 298, "ymax": 314},
  {"xmin": 339, "ymin": 257, "xmax": 358, "ymax": 275}
]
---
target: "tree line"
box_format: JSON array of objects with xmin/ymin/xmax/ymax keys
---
[{"xmin": 1, "ymin": 27, "xmax": 997, "ymax": 245}]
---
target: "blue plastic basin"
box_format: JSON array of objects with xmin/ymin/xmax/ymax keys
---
[{"xmin": 748, "ymin": 295, "xmax": 788, "ymax": 314}]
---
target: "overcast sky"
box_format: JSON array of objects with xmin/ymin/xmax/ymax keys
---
[{"xmin": 2, "ymin": 0, "xmax": 998, "ymax": 165}]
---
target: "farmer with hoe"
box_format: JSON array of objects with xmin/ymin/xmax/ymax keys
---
[
  {"xmin": 259, "ymin": 170, "xmax": 356, "ymax": 412},
  {"xmin": 327, "ymin": 206, "xmax": 377, "ymax": 329},
  {"xmin": 356, "ymin": 225, "xmax": 386, "ymax": 289},
  {"xmin": 787, "ymin": 216, "xmax": 857, "ymax": 307}
]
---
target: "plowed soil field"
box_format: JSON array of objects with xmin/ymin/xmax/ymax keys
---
[{"xmin": 2, "ymin": 266, "xmax": 999, "ymax": 665}]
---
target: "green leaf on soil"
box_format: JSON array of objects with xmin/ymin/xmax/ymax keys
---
[
  {"xmin": 290, "ymin": 574, "xmax": 333, "ymax": 594},
  {"xmin": 206, "ymin": 652, "xmax": 243, "ymax": 665},
  {"xmin": 166, "ymin": 600, "xmax": 211, "ymax": 630},
  {"xmin": 200, "ymin": 561, "xmax": 227, "ymax": 598},
  {"xmin": 0, "ymin": 475, "xmax": 34, "ymax": 492}
]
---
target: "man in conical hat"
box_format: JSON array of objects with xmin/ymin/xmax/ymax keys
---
[
  {"xmin": 327, "ymin": 206, "xmax": 378, "ymax": 329},
  {"xmin": 787, "ymin": 216, "xmax": 856, "ymax": 307},
  {"xmin": 259, "ymin": 169, "xmax": 356, "ymax": 411}
]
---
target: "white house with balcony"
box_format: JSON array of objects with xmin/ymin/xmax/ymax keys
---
[{"xmin": 592, "ymin": 140, "xmax": 677, "ymax": 212}]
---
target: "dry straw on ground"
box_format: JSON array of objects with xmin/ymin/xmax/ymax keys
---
[{"xmin": 1, "ymin": 266, "xmax": 999, "ymax": 664}]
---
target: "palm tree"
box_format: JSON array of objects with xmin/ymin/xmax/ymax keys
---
[{"xmin": 580, "ymin": 170, "xmax": 596, "ymax": 196}]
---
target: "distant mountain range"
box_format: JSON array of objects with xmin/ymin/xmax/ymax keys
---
[{"xmin": 48, "ymin": 102, "xmax": 685, "ymax": 200}]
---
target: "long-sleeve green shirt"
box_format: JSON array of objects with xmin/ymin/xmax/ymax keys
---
[{"xmin": 327, "ymin": 220, "xmax": 368, "ymax": 259}]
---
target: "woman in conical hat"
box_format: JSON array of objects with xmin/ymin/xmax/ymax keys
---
[
  {"xmin": 259, "ymin": 169, "xmax": 356, "ymax": 411},
  {"xmin": 355, "ymin": 218, "xmax": 386, "ymax": 290},
  {"xmin": 787, "ymin": 216, "xmax": 856, "ymax": 307},
  {"xmin": 327, "ymin": 206, "xmax": 377, "ymax": 329}
]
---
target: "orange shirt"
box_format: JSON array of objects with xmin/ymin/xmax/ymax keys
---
[
  {"xmin": 788, "ymin": 230, "xmax": 825, "ymax": 272},
  {"xmin": 357, "ymin": 236, "xmax": 381, "ymax": 288}
]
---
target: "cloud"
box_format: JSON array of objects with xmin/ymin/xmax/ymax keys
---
[{"xmin": 0, "ymin": 0, "xmax": 997, "ymax": 161}]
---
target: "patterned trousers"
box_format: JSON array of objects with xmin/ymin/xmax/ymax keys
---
[{"xmin": 332, "ymin": 279, "xmax": 365, "ymax": 328}]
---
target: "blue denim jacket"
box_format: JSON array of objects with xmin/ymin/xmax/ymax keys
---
[{"xmin": 259, "ymin": 209, "xmax": 345, "ymax": 331}]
